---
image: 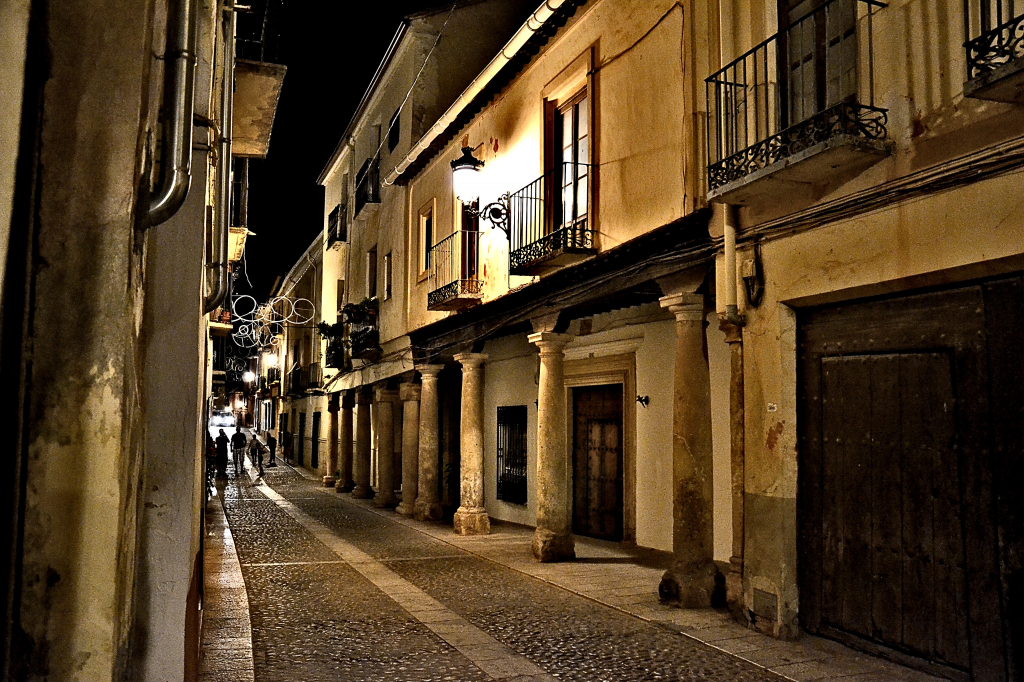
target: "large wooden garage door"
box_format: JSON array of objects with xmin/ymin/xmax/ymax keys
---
[{"xmin": 798, "ymin": 276, "xmax": 1023, "ymax": 682}]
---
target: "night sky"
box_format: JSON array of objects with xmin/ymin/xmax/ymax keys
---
[{"xmin": 237, "ymin": 1, "xmax": 451, "ymax": 300}]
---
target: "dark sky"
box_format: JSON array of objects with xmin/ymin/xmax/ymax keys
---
[{"xmin": 238, "ymin": 1, "xmax": 448, "ymax": 300}]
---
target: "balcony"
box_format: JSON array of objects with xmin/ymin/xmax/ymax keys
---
[
  {"xmin": 350, "ymin": 326, "xmax": 380, "ymax": 361},
  {"xmin": 964, "ymin": 1, "xmax": 1024, "ymax": 102},
  {"xmin": 266, "ymin": 366, "xmax": 281, "ymax": 385},
  {"xmin": 287, "ymin": 365, "xmax": 307, "ymax": 396},
  {"xmin": 706, "ymin": 0, "xmax": 891, "ymax": 205},
  {"xmin": 354, "ymin": 157, "xmax": 380, "ymax": 217},
  {"xmin": 427, "ymin": 230, "xmax": 483, "ymax": 311},
  {"xmin": 508, "ymin": 162, "xmax": 596, "ymax": 277},
  {"xmin": 307, "ymin": 362, "xmax": 323, "ymax": 391},
  {"xmin": 326, "ymin": 203, "xmax": 348, "ymax": 250},
  {"xmin": 325, "ymin": 340, "xmax": 347, "ymax": 370}
]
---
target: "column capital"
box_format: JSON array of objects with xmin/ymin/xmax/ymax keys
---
[
  {"xmin": 341, "ymin": 391, "xmax": 356, "ymax": 409},
  {"xmin": 660, "ymin": 293, "xmax": 704, "ymax": 322},
  {"xmin": 328, "ymin": 392, "xmax": 340, "ymax": 413},
  {"xmin": 453, "ymin": 352, "xmax": 488, "ymax": 368},
  {"xmin": 374, "ymin": 387, "xmax": 399, "ymax": 403},
  {"xmin": 415, "ymin": 363, "xmax": 444, "ymax": 378},
  {"xmin": 355, "ymin": 390, "xmax": 373, "ymax": 405},
  {"xmin": 399, "ymin": 382, "xmax": 421, "ymax": 402},
  {"xmin": 527, "ymin": 331, "xmax": 573, "ymax": 352}
]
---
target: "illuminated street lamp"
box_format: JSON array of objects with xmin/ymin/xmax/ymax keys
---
[
  {"xmin": 242, "ymin": 370, "xmax": 256, "ymax": 383},
  {"xmin": 264, "ymin": 352, "xmax": 278, "ymax": 367},
  {"xmin": 450, "ymin": 146, "xmax": 510, "ymax": 236}
]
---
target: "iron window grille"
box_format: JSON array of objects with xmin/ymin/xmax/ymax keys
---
[
  {"xmin": 327, "ymin": 203, "xmax": 347, "ymax": 246},
  {"xmin": 496, "ymin": 406, "xmax": 528, "ymax": 505},
  {"xmin": 355, "ymin": 156, "xmax": 381, "ymax": 215},
  {"xmin": 427, "ymin": 229, "xmax": 483, "ymax": 309},
  {"xmin": 705, "ymin": 0, "xmax": 888, "ymax": 193}
]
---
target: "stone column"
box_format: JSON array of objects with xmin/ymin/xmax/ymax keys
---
[
  {"xmin": 453, "ymin": 353, "xmax": 490, "ymax": 535},
  {"xmin": 528, "ymin": 333, "xmax": 574, "ymax": 562},
  {"xmin": 336, "ymin": 391, "xmax": 355, "ymax": 492},
  {"xmin": 414, "ymin": 365, "xmax": 444, "ymax": 521},
  {"xmin": 373, "ymin": 387, "xmax": 399, "ymax": 508},
  {"xmin": 352, "ymin": 389, "xmax": 374, "ymax": 499},
  {"xmin": 324, "ymin": 393, "xmax": 339, "ymax": 487},
  {"xmin": 396, "ymin": 382, "xmax": 421, "ymax": 516},
  {"xmin": 657, "ymin": 293, "xmax": 716, "ymax": 607},
  {"xmin": 720, "ymin": 317, "xmax": 746, "ymax": 617}
]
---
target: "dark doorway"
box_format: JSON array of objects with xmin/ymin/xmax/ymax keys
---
[
  {"xmin": 297, "ymin": 412, "xmax": 306, "ymax": 467},
  {"xmin": 798, "ymin": 275, "xmax": 1024, "ymax": 682},
  {"xmin": 311, "ymin": 411, "xmax": 321, "ymax": 469},
  {"xmin": 572, "ymin": 384, "xmax": 624, "ymax": 541}
]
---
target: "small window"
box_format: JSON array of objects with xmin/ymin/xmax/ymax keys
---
[
  {"xmin": 367, "ymin": 247, "xmax": 378, "ymax": 299},
  {"xmin": 336, "ymin": 279, "xmax": 345, "ymax": 315},
  {"xmin": 497, "ymin": 406, "xmax": 528, "ymax": 504},
  {"xmin": 388, "ymin": 108, "xmax": 401, "ymax": 152},
  {"xmin": 419, "ymin": 205, "xmax": 434, "ymax": 273},
  {"xmin": 383, "ymin": 252, "xmax": 392, "ymax": 301}
]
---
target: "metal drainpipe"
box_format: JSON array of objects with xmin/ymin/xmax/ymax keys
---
[
  {"xmin": 723, "ymin": 204, "xmax": 746, "ymax": 327},
  {"xmin": 149, "ymin": 0, "xmax": 199, "ymax": 226},
  {"xmin": 204, "ymin": 3, "xmax": 235, "ymax": 313}
]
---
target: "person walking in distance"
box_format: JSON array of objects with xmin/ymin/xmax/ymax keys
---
[
  {"xmin": 230, "ymin": 430, "xmax": 247, "ymax": 476},
  {"xmin": 266, "ymin": 432, "xmax": 278, "ymax": 467},
  {"xmin": 215, "ymin": 429, "xmax": 230, "ymax": 478}
]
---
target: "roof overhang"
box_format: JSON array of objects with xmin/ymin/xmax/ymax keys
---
[{"xmin": 232, "ymin": 59, "xmax": 287, "ymax": 158}]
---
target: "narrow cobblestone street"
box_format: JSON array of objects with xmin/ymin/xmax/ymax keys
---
[{"xmin": 204, "ymin": 460, "xmax": 943, "ymax": 682}]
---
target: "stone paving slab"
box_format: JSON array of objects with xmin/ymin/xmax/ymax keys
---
[{"xmin": 280, "ymin": 462, "xmax": 948, "ymax": 682}]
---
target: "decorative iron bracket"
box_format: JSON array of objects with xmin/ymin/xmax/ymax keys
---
[{"xmin": 465, "ymin": 193, "xmax": 511, "ymax": 237}]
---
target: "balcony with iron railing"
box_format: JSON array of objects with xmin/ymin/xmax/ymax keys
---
[
  {"xmin": 350, "ymin": 326, "xmax": 380, "ymax": 361},
  {"xmin": 964, "ymin": 0, "xmax": 1024, "ymax": 102},
  {"xmin": 706, "ymin": 0, "xmax": 891, "ymax": 204},
  {"xmin": 508, "ymin": 161, "xmax": 596, "ymax": 277},
  {"xmin": 307, "ymin": 362, "xmax": 323, "ymax": 391},
  {"xmin": 287, "ymin": 365, "xmax": 307, "ymax": 396},
  {"xmin": 354, "ymin": 157, "xmax": 381, "ymax": 217},
  {"xmin": 427, "ymin": 230, "xmax": 484, "ymax": 311},
  {"xmin": 266, "ymin": 366, "xmax": 281, "ymax": 385},
  {"xmin": 326, "ymin": 203, "xmax": 348, "ymax": 249}
]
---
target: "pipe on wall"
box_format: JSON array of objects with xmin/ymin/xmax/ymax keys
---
[
  {"xmin": 149, "ymin": 0, "xmax": 199, "ymax": 226},
  {"xmin": 723, "ymin": 204, "xmax": 746, "ymax": 327},
  {"xmin": 204, "ymin": 3, "xmax": 235, "ymax": 313}
]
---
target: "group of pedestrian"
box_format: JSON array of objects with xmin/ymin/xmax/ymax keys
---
[{"xmin": 210, "ymin": 428, "xmax": 278, "ymax": 479}]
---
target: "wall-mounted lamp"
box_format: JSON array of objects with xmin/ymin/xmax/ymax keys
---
[
  {"xmin": 242, "ymin": 370, "xmax": 256, "ymax": 383},
  {"xmin": 264, "ymin": 352, "xmax": 278, "ymax": 367},
  {"xmin": 636, "ymin": 395, "xmax": 650, "ymax": 408},
  {"xmin": 451, "ymin": 147, "xmax": 510, "ymax": 237}
]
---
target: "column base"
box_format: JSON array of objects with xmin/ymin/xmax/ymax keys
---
[
  {"xmin": 413, "ymin": 499, "xmax": 443, "ymax": 522},
  {"xmin": 322, "ymin": 476, "xmax": 336, "ymax": 487},
  {"xmin": 453, "ymin": 507, "xmax": 490, "ymax": 535},
  {"xmin": 351, "ymin": 484, "xmax": 375, "ymax": 499},
  {"xmin": 395, "ymin": 500, "xmax": 415, "ymax": 516},
  {"xmin": 531, "ymin": 528, "xmax": 575, "ymax": 562},
  {"xmin": 335, "ymin": 480, "xmax": 354, "ymax": 493},
  {"xmin": 374, "ymin": 490, "xmax": 399, "ymax": 508},
  {"xmin": 658, "ymin": 560, "xmax": 718, "ymax": 608}
]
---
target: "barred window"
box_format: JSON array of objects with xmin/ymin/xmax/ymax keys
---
[{"xmin": 496, "ymin": 406, "xmax": 528, "ymax": 504}]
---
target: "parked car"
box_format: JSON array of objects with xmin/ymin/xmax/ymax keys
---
[{"xmin": 210, "ymin": 410, "xmax": 235, "ymax": 428}]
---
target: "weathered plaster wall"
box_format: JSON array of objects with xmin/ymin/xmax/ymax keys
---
[
  {"xmin": 481, "ymin": 334, "xmax": 539, "ymax": 527},
  {"xmin": 14, "ymin": 1, "xmax": 160, "ymax": 678},
  {"xmin": 0, "ymin": 0, "xmax": 30, "ymax": 290}
]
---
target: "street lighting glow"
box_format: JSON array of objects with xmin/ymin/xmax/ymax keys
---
[
  {"xmin": 242, "ymin": 371, "xmax": 256, "ymax": 382},
  {"xmin": 451, "ymin": 146, "xmax": 484, "ymax": 203},
  {"xmin": 265, "ymin": 352, "xmax": 278, "ymax": 366}
]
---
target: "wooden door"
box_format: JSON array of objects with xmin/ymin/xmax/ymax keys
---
[
  {"xmin": 798, "ymin": 276, "xmax": 1024, "ymax": 681},
  {"xmin": 311, "ymin": 411, "xmax": 320, "ymax": 469},
  {"xmin": 572, "ymin": 385, "xmax": 623, "ymax": 541},
  {"xmin": 297, "ymin": 411, "xmax": 306, "ymax": 466}
]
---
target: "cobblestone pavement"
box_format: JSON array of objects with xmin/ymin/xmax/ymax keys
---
[{"xmin": 218, "ymin": 464, "xmax": 787, "ymax": 682}]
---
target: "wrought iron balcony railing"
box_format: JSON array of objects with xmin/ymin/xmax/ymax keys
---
[
  {"xmin": 508, "ymin": 161, "xmax": 596, "ymax": 276},
  {"xmin": 964, "ymin": 0, "xmax": 1024, "ymax": 101},
  {"xmin": 350, "ymin": 326, "xmax": 380, "ymax": 360},
  {"xmin": 326, "ymin": 203, "xmax": 347, "ymax": 248},
  {"xmin": 325, "ymin": 340, "xmax": 346, "ymax": 370},
  {"xmin": 706, "ymin": 0, "xmax": 888, "ymax": 198},
  {"xmin": 307, "ymin": 362, "xmax": 323, "ymax": 390},
  {"xmin": 427, "ymin": 230, "xmax": 484, "ymax": 311},
  {"xmin": 287, "ymin": 365, "xmax": 307, "ymax": 396},
  {"xmin": 354, "ymin": 157, "xmax": 380, "ymax": 216},
  {"xmin": 266, "ymin": 366, "xmax": 281, "ymax": 384}
]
